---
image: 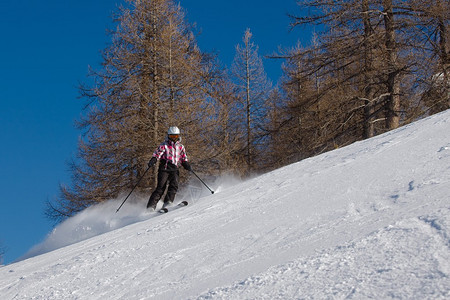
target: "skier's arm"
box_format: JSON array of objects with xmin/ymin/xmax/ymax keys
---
[
  {"xmin": 181, "ymin": 161, "xmax": 192, "ymax": 171},
  {"xmin": 180, "ymin": 145, "xmax": 191, "ymax": 171},
  {"xmin": 153, "ymin": 143, "xmax": 167, "ymax": 159},
  {"xmin": 148, "ymin": 157, "xmax": 157, "ymax": 168},
  {"xmin": 148, "ymin": 143, "xmax": 166, "ymax": 167}
]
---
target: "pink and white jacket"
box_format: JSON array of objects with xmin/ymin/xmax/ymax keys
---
[{"xmin": 152, "ymin": 139, "xmax": 188, "ymax": 170}]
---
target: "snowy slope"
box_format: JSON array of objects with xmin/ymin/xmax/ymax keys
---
[{"xmin": 1, "ymin": 110, "xmax": 450, "ymax": 299}]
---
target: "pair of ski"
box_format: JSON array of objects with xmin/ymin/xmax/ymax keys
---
[{"xmin": 158, "ymin": 200, "xmax": 188, "ymax": 213}]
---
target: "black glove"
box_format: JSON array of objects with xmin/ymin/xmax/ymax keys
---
[
  {"xmin": 182, "ymin": 161, "xmax": 192, "ymax": 172},
  {"xmin": 148, "ymin": 157, "xmax": 157, "ymax": 168}
]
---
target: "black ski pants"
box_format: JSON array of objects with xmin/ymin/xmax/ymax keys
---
[{"xmin": 147, "ymin": 170, "xmax": 179, "ymax": 209}]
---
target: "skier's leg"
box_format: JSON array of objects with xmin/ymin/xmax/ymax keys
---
[
  {"xmin": 163, "ymin": 170, "xmax": 179, "ymax": 205},
  {"xmin": 147, "ymin": 171, "xmax": 169, "ymax": 209}
]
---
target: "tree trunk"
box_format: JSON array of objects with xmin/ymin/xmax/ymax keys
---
[
  {"xmin": 246, "ymin": 41, "xmax": 252, "ymax": 171},
  {"xmin": 383, "ymin": 0, "xmax": 400, "ymax": 130},
  {"xmin": 437, "ymin": 1, "xmax": 450, "ymax": 108},
  {"xmin": 362, "ymin": 0, "xmax": 375, "ymax": 138},
  {"xmin": 152, "ymin": 9, "xmax": 160, "ymax": 188}
]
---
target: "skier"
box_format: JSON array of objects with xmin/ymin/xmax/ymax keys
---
[{"xmin": 146, "ymin": 126, "xmax": 192, "ymax": 211}]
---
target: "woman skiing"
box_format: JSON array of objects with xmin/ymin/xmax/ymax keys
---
[{"xmin": 146, "ymin": 126, "xmax": 192, "ymax": 211}]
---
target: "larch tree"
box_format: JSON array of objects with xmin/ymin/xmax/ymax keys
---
[
  {"xmin": 262, "ymin": 87, "xmax": 292, "ymax": 170},
  {"xmin": 382, "ymin": 0, "xmax": 401, "ymax": 130},
  {"xmin": 204, "ymin": 70, "xmax": 248, "ymax": 174},
  {"xmin": 48, "ymin": 0, "xmax": 221, "ymax": 220},
  {"xmin": 407, "ymin": 0, "xmax": 450, "ymax": 115},
  {"xmin": 231, "ymin": 28, "xmax": 271, "ymax": 174},
  {"xmin": 282, "ymin": 0, "xmax": 422, "ymax": 158}
]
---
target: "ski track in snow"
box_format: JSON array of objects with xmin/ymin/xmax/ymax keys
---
[{"xmin": 1, "ymin": 110, "xmax": 450, "ymax": 299}]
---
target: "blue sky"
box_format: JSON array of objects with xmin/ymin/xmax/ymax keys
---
[{"xmin": 0, "ymin": 0, "xmax": 309, "ymax": 264}]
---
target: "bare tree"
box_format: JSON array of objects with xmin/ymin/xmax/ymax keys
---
[
  {"xmin": 203, "ymin": 70, "xmax": 248, "ymax": 175},
  {"xmin": 382, "ymin": 0, "xmax": 401, "ymax": 130},
  {"xmin": 48, "ymin": 0, "xmax": 223, "ymax": 220},
  {"xmin": 261, "ymin": 87, "xmax": 293, "ymax": 170},
  {"xmin": 407, "ymin": 0, "xmax": 450, "ymax": 115},
  {"xmin": 231, "ymin": 28, "xmax": 272, "ymax": 173},
  {"xmin": 280, "ymin": 0, "xmax": 430, "ymax": 158}
]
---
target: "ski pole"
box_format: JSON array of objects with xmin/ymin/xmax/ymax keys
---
[
  {"xmin": 191, "ymin": 170, "xmax": 214, "ymax": 194},
  {"xmin": 116, "ymin": 166, "xmax": 151, "ymax": 213}
]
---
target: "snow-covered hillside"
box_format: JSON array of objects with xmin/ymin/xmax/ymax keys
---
[{"xmin": 1, "ymin": 110, "xmax": 449, "ymax": 299}]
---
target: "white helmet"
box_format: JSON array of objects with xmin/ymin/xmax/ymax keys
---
[{"xmin": 167, "ymin": 126, "xmax": 180, "ymax": 135}]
